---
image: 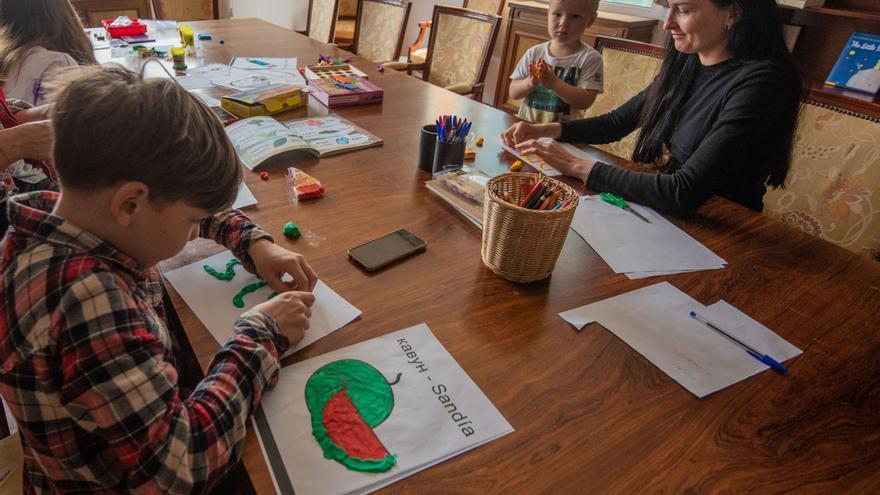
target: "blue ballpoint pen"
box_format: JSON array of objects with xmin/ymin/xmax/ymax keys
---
[{"xmin": 689, "ymin": 311, "xmax": 788, "ymax": 374}]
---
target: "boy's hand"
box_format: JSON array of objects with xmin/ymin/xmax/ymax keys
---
[
  {"xmin": 526, "ymin": 62, "xmax": 541, "ymax": 89},
  {"xmin": 252, "ymin": 291, "xmax": 315, "ymax": 344},
  {"xmin": 536, "ymin": 61, "xmax": 560, "ymax": 90},
  {"xmin": 249, "ymin": 240, "xmax": 318, "ymax": 293}
]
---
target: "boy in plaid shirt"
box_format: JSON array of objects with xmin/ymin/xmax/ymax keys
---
[
  {"xmin": 0, "ymin": 65, "xmax": 317, "ymax": 493},
  {"xmin": 509, "ymin": 0, "xmax": 603, "ymax": 124}
]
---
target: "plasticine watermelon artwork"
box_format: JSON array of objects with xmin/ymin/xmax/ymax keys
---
[{"xmin": 305, "ymin": 360, "xmax": 402, "ymax": 473}]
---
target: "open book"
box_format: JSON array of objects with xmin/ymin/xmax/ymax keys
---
[{"xmin": 226, "ymin": 114, "xmax": 383, "ymax": 171}]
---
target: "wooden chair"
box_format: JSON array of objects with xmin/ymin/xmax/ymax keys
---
[
  {"xmin": 407, "ymin": 0, "xmax": 506, "ymax": 65},
  {"xmin": 582, "ymin": 36, "xmax": 664, "ymax": 159},
  {"xmin": 152, "ymin": 0, "xmax": 217, "ymax": 20},
  {"xmin": 351, "ymin": 0, "xmax": 412, "ymax": 64},
  {"xmin": 70, "ymin": 0, "xmax": 155, "ymax": 28},
  {"xmin": 763, "ymin": 99, "xmax": 880, "ymax": 260},
  {"xmin": 385, "ymin": 6, "xmax": 500, "ymax": 101}
]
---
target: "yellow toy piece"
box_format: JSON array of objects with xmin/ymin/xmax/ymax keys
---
[
  {"xmin": 475, "ymin": 137, "xmax": 484, "ymax": 147},
  {"xmin": 510, "ymin": 160, "xmax": 523, "ymax": 172}
]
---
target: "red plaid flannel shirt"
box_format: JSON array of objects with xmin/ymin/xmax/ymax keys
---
[{"xmin": 0, "ymin": 191, "xmax": 290, "ymax": 493}]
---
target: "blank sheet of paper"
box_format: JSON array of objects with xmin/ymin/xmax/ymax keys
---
[
  {"xmin": 559, "ymin": 282, "xmax": 801, "ymax": 398},
  {"xmin": 569, "ymin": 196, "xmax": 726, "ymax": 276}
]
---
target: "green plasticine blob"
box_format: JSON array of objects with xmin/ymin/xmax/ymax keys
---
[
  {"xmin": 203, "ymin": 258, "xmax": 240, "ymax": 281},
  {"xmin": 232, "ymin": 280, "xmax": 268, "ymax": 308},
  {"xmin": 305, "ymin": 360, "xmax": 400, "ymax": 472}
]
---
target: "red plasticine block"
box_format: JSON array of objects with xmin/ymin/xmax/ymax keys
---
[{"xmin": 260, "ymin": 171, "xmax": 269, "ymax": 180}]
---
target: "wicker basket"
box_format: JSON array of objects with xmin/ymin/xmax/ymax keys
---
[{"xmin": 481, "ymin": 173, "xmax": 579, "ymax": 283}]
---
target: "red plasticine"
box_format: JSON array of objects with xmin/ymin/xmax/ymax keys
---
[{"xmin": 322, "ymin": 388, "xmax": 389, "ymax": 461}]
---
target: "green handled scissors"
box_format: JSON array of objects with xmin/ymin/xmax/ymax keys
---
[{"xmin": 599, "ymin": 192, "xmax": 651, "ymax": 224}]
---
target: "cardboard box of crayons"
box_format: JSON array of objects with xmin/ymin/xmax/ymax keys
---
[
  {"xmin": 307, "ymin": 77, "xmax": 383, "ymax": 108},
  {"xmin": 220, "ymin": 83, "xmax": 307, "ymax": 118}
]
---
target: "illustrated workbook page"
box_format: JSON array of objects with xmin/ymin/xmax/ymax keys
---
[
  {"xmin": 284, "ymin": 114, "xmax": 382, "ymax": 157},
  {"xmin": 226, "ymin": 116, "xmax": 316, "ymax": 170}
]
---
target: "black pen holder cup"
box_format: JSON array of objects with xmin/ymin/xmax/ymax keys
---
[
  {"xmin": 432, "ymin": 138, "xmax": 466, "ymax": 176},
  {"xmin": 418, "ymin": 124, "xmax": 438, "ymax": 172}
]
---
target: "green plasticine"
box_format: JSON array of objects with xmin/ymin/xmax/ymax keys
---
[
  {"xmin": 203, "ymin": 258, "xmax": 240, "ymax": 280},
  {"xmin": 232, "ymin": 280, "xmax": 268, "ymax": 308},
  {"xmin": 304, "ymin": 360, "xmax": 398, "ymax": 472},
  {"xmin": 204, "ymin": 258, "xmax": 279, "ymax": 307}
]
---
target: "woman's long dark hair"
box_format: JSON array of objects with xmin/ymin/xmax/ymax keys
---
[{"xmin": 632, "ymin": 0, "xmax": 800, "ymax": 187}]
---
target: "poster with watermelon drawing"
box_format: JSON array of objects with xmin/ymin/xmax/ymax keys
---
[{"xmin": 253, "ymin": 324, "xmax": 514, "ymax": 495}]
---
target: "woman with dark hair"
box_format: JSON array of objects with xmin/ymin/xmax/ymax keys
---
[
  {"xmin": 0, "ymin": 0, "xmax": 96, "ymax": 106},
  {"xmin": 501, "ymin": 0, "xmax": 801, "ymax": 216}
]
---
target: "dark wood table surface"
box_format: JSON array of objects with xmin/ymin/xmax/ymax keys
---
[{"xmin": 155, "ymin": 19, "xmax": 880, "ymax": 494}]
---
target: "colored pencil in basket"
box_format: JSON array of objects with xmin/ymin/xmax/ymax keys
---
[{"xmin": 520, "ymin": 179, "xmax": 544, "ymax": 207}]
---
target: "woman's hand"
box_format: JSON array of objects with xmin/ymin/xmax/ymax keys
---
[
  {"xmin": 515, "ymin": 138, "xmax": 596, "ymax": 182},
  {"xmin": 14, "ymin": 104, "xmax": 50, "ymax": 123},
  {"xmin": 248, "ymin": 239, "xmax": 318, "ymax": 293},
  {"xmin": 501, "ymin": 121, "xmax": 561, "ymax": 148},
  {"xmin": 252, "ymin": 291, "xmax": 315, "ymax": 345}
]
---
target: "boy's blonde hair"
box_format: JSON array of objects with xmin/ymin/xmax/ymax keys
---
[
  {"xmin": 46, "ymin": 64, "xmax": 242, "ymax": 212},
  {"xmin": 0, "ymin": 0, "xmax": 96, "ymax": 81},
  {"xmin": 552, "ymin": 0, "xmax": 600, "ymax": 15}
]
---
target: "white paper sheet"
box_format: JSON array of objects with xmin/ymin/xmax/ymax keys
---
[
  {"xmin": 176, "ymin": 63, "xmax": 305, "ymax": 91},
  {"xmin": 231, "ymin": 57, "xmax": 298, "ymax": 70},
  {"xmin": 254, "ymin": 324, "xmax": 514, "ymax": 495},
  {"xmin": 569, "ymin": 195, "xmax": 726, "ymax": 275},
  {"xmin": 232, "ymin": 182, "xmax": 257, "ymax": 210},
  {"xmin": 558, "ymin": 282, "xmax": 802, "ymax": 397},
  {"xmin": 164, "ymin": 251, "xmax": 361, "ymax": 358}
]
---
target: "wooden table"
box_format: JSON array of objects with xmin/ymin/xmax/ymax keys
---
[{"xmin": 157, "ymin": 19, "xmax": 880, "ymax": 494}]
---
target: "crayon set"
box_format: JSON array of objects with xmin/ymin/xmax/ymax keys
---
[
  {"xmin": 436, "ymin": 115, "xmax": 471, "ymax": 143},
  {"xmin": 497, "ymin": 176, "xmax": 572, "ymax": 211}
]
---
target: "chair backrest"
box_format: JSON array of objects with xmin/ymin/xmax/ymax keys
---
[
  {"xmin": 463, "ymin": 0, "xmax": 506, "ymax": 16},
  {"xmin": 308, "ymin": 0, "xmax": 340, "ymax": 43},
  {"xmin": 70, "ymin": 0, "xmax": 155, "ymax": 27},
  {"xmin": 583, "ymin": 36, "xmax": 664, "ymax": 159},
  {"xmin": 423, "ymin": 6, "xmax": 500, "ymax": 93},
  {"xmin": 153, "ymin": 0, "xmax": 215, "ymax": 20},
  {"xmin": 763, "ymin": 100, "xmax": 880, "ymax": 260},
  {"xmin": 353, "ymin": 0, "xmax": 412, "ymax": 64}
]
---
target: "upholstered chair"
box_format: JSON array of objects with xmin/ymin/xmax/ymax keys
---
[
  {"xmin": 764, "ymin": 101, "xmax": 880, "ymax": 260},
  {"xmin": 305, "ymin": 0, "xmax": 339, "ymax": 44},
  {"xmin": 352, "ymin": 0, "xmax": 411, "ymax": 64},
  {"xmin": 385, "ymin": 6, "xmax": 500, "ymax": 100},
  {"xmin": 582, "ymin": 36, "xmax": 664, "ymax": 159},
  {"xmin": 407, "ymin": 0, "xmax": 506, "ymax": 65}
]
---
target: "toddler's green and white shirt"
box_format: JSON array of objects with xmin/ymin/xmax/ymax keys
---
[{"xmin": 511, "ymin": 42, "xmax": 603, "ymax": 124}]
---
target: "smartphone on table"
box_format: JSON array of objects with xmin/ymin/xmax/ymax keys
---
[{"xmin": 348, "ymin": 229, "xmax": 426, "ymax": 272}]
